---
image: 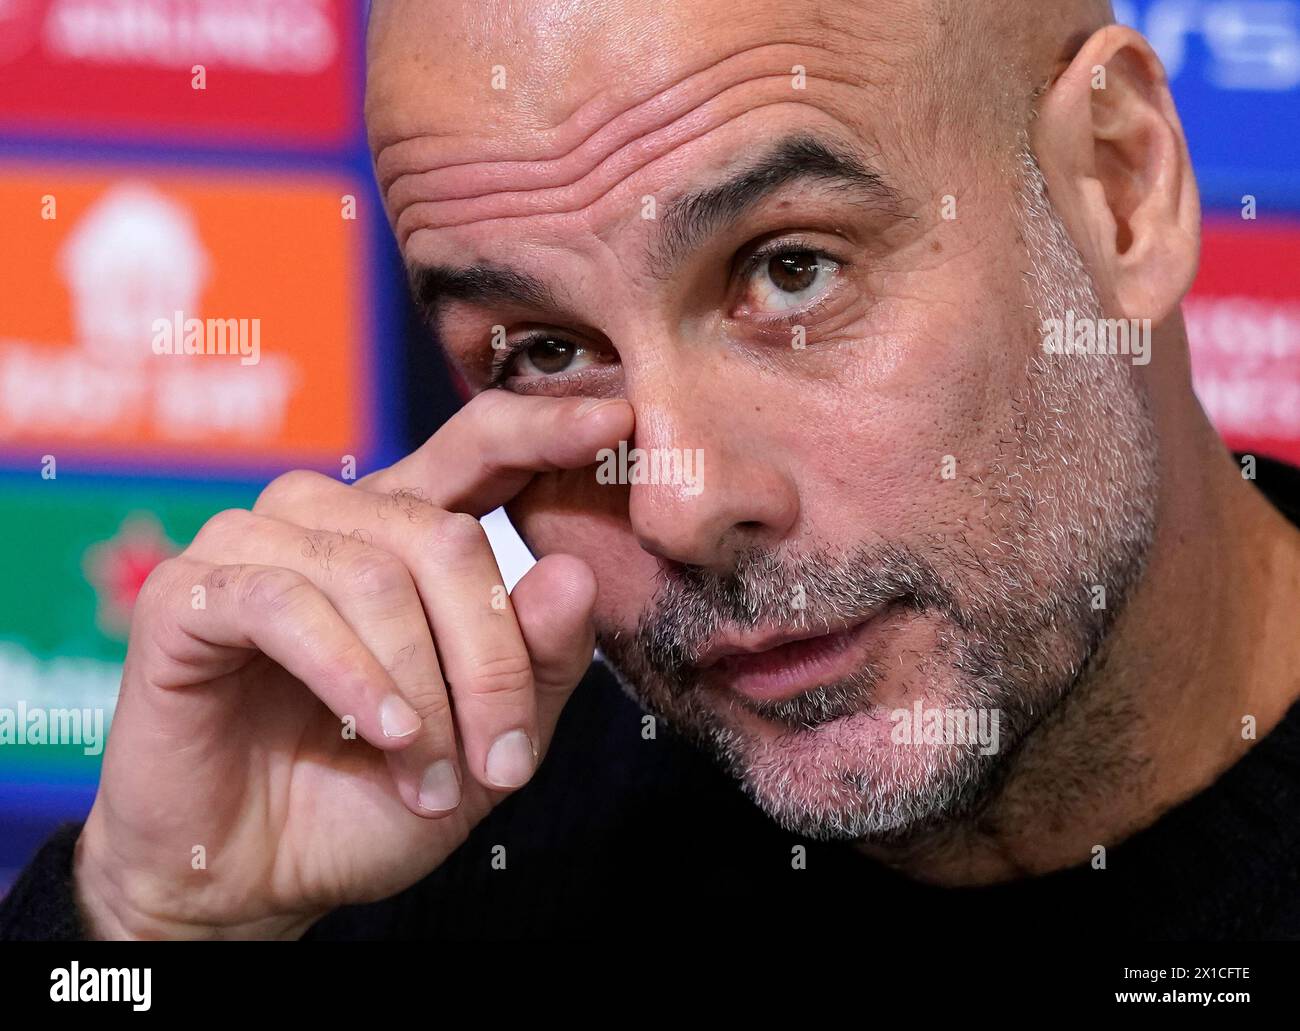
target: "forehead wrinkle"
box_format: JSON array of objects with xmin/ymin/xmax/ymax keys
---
[
  {"xmin": 395, "ymin": 87, "xmax": 875, "ymax": 253},
  {"xmin": 374, "ymin": 40, "xmax": 837, "ymax": 195},
  {"xmin": 382, "ymin": 52, "xmax": 882, "ymax": 250}
]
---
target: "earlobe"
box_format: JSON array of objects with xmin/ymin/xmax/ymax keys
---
[{"xmin": 1031, "ymin": 25, "xmax": 1201, "ymax": 326}]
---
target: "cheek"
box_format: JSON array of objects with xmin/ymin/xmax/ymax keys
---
[
  {"xmin": 499, "ymin": 250, "xmax": 1036, "ymax": 594},
  {"xmin": 505, "ymin": 471, "xmax": 660, "ymax": 626},
  {"xmin": 791, "ymin": 288, "xmax": 1028, "ymax": 544}
]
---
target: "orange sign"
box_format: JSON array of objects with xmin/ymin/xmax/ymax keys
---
[{"xmin": 0, "ymin": 165, "xmax": 369, "ymax": 465}]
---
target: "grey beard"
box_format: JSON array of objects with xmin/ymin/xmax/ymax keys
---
[
  {"xmin": 742, "ymin": 667, "xmax": 882, "ymax": 730},
  {"xmin": 595, "ymin": 143, "xmax": 1159, "ymax": 843}
]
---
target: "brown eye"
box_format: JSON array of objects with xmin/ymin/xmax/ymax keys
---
[
  {"xmin": 522, "ymin": 337, "xmax": 575, "ymax": 375},
  {"xmin": 742, "ymin": 247, "xmax": 840, "ymax": 314},
  {"xmin": 767, "ymin": 251, "xmax": 821, "ymax": 293}
]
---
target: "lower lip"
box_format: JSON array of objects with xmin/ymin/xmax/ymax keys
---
[{"xmin": 703, "ymin": 608, "xmax": 894, "ymax": 704}]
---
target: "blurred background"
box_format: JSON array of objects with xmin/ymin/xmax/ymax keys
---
[{"xmin": 0, "ymin": 0, "xmax": 1297, "ymax": 892}]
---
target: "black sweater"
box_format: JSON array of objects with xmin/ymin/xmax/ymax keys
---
[{"xmin": 4, "ymin": 458, "xmax": 1299, "ymax": 941}]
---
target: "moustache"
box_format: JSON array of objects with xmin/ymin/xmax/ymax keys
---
[{"xmin": 624, "ymin": 542, "xmax": 961, "ymax": 691}]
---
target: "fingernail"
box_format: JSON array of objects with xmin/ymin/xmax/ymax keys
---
[
  {"xmin": 418, "ymin": 761, "xmax": 461, "ymax": 813},
  {"xmin": 485, "ymin": 730, "xmax": 536, "ymax": 789},
  {"xmin": 380, "ymin": 695, "xmax": 421, "ymax": 739},
  {"xmin": 576, "ymin": 398, "xmax": 622, "ymax": 418}
]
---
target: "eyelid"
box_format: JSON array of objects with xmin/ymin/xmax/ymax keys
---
[
  {"xmin": 735, "ymin": 233, "xmax": 846, "ymax": 275},
  {"xmin": 487, "ymin": 331, "xmax": 542, "ymax": 385},
  {"xmin": 733, "ymin": 239, "xmax": 847, "ymax": 324},
  {"xmin": 487, "ymin": 329, "xmax": 600, "ymax": 390},
  {"xmin": 486, "ymin": 236, "xmax": 851, "ymax": 390}
]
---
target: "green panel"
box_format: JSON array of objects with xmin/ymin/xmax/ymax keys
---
[{"xmin": 0, "ymin": 478, "xmax": 257, "ymax": 777}]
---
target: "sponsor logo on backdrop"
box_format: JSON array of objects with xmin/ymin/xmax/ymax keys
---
[
  {"xmin": 0, "ymin": 0, "xmax": 351, "ymax": 142},
  {"xmin": 1115, "ymin": 2, "xmax": 1300, "ymax": 207},
  {"xmin": 0, "ymin": 168, "xmax": 364, "ymax": 462},
  {"xmin": 1, "ymin": 182, "xmax": 296, "ymax": 445},
  {"xmin": 1187, "ymin": 297, "xmax": 1300, "ymax": 442},
  {"xmin": 62, "ymin": 183, "xmax": 210, "ymax": 368},
  {"xmin": 39, "ymin": 0, "xmax": 336, "ymax": 73},
  {"xmin": 0, "ymin": 0, "xmax": 42, "ymax": 64},
  {"xmin": 83, "ymin": 513, "xmax": 178, "ymax": 638},
  {"xmin": 0, "ymin": 644, "xmax": 120, "ymax": 737},
  {"xmin": 0, "ymin": 485, "xmax": 254, "ymax": 746},
  {"xmin": 1187, "ymin": 220, "xmax": 1300, "ymax": 466},
  {"xmin": 1117, "ymin": 0, "xmax": 1300, "ymax": 91}
]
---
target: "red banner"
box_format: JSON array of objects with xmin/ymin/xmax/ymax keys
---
[
  {"xmin": 1188, "ymin": 218, "xmax": 1300, "ymax": 468},
  {"xmin": 0, "ymin": 0, "xmax": 355, "ymax": 146}
]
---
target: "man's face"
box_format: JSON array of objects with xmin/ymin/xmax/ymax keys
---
[{"xmin": 367, "ymin": 0, "xmax": 1158, "ymax": 841}]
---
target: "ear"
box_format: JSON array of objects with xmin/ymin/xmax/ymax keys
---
[{"xmin": 1030, "ymin": 25, "xmax": 1201, "ymax": 324}]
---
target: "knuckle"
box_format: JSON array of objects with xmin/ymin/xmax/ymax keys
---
[
  {"xmin": 343, "ymin": 548, "xmax": 411, "ymax": 599},
  {"xmin": 238, "ymin": 566, "xmax": 313, "ymax": 618},
  {"xmin": 380, "ymin": 486, "xmax": 439, "ymax": 525},
  {"xmin": 426, "ymin": 511, "xmax": 486, "ymax": 554},
  {"xmin": 408, "ymin": 686, "xmax": 452, "ymax": 724},
  {"xmin": 254, "ymin": 468, "xmax": 330, "ymax": 513},
  {"xmin": 192, "ymin": 507, "xmax": 254, "ymax": 548},
  {"xmin": 474, "ymin": 445, "xmax": 510, "ymax": 482},
  {"xmin": 134, "ymin": 557, "xmax": 184, "ymax": 612},
  {"xmin": 465, "ymin": 652, "xmax": 533, "ymax": 697},
  {"xmin": 202, "ymin": 563, "xmax": 245, "ymax": 593}
]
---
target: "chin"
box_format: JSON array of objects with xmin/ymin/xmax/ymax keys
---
[{"xmin": 699, "ymin": 675, "xmax": 1013, "ymax": 843}]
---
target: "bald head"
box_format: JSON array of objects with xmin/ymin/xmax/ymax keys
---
[
  {"xmin": 360, "ymin": 0, "xmax": 1209, "ymax": 846},
  {"xmin": 367, "ymin": 0, "xmax": 1115, "ymax": 176}
]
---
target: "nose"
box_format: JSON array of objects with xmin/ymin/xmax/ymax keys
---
[{"xmin": 624, "ymin": 374, "xmax": 799, "ymax": 573}]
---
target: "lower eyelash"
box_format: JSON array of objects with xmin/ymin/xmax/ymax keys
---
[
  {"xmin": 501, "ymin": 376, "xmax": 589, "ymax": 397},
  {"xmin": 487, "ymin": 333, "xmax": 551, "ymax": 388}
]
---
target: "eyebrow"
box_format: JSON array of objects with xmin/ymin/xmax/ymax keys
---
[
  {"xmin": 406, "ymin": 132, "xmax": 900, "ymax": 324},
  {"xmin": 653, "ymin": 133, "xmax": 899, "ymax": 275},
  {"xmin": 407, "ymin": 263, "xmax": 564, "ymax": 329}
]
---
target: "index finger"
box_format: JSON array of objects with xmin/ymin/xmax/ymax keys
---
[{"xmin": 359, "ymin": 392, "xmax": 633, "ymax": 516}]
